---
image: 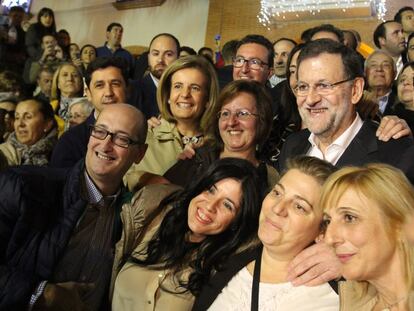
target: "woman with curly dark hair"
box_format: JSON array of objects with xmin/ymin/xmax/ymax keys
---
[{"xmin": 112, "ymin": 157, "xmax": 264, "ymax": 310}]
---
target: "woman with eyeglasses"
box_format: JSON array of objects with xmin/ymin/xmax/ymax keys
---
[
  {"xmin": 164, "ymin": 79, "xmax": 279, "ymax": 193},
  {"xmin": 0, "ymin": 98, "xmax": 57, "ymax": 170},
  {"xmin": 124, "ymin": 55, "xmax": 218, "ymax": 191},
  {"xmin": 112, "ymin": 157, "xmax": 263, "ymax": 310}
]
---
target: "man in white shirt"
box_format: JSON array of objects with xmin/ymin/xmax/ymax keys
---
[
  {"xmin": 364, "ymin": 50, "xmax": 397, "ymax": 115},
  {"xmin": 373, "ymin": 20, "xmax": 406, "ymax": 75},
  {"xmin": 269, "ymin": 38, "xmax": 296, "ymax": 88},
  {"xmin": 279, "ymin": 39, "xmax": 414, "ymax": 177}
]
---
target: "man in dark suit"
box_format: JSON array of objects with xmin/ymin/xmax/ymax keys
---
[
  {"xmin": 364, "ymin": 50, "xmax": 398, "ymax": 116},
  {"xmin": 133, "ymin": 33, "xmax": 180, "ymax": 119},
  {"xmin": 50, "ymin": 57, "xmax": 129, "ymax": 168},
  {"xmin": 278, "ymin": 39, "xmax": 414, "ymax": 183}
]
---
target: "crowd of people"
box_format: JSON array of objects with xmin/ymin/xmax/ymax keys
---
[{"xmin": 1, "ymin": 4, "xmax": 414, "ymax": 311}]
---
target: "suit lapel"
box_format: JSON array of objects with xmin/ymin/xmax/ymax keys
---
[{"xmin": 336, "ymin": 121, "xmax": 378, "ymax": 167}]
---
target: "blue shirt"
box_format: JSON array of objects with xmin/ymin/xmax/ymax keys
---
[{"xmin": 96, "ymin": 43, "xmax": 135, "ymax": 77}]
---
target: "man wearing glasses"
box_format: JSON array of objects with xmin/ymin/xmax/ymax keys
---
[
  {"xmin": 279, "ymin": 38, "xmax": 414, "ymax": 177},
  {"xmin": 0, "ymin": 104, "xmax": 147, "ymax": 310}
]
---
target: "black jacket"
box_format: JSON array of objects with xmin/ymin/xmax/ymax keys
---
[
  {"xmin": 278, "ymin": 120, "xmax": 414, "ymax": 183},
  {"xmin": 0, "ymin": 162, "xmax": 84, "ymax": 309},
  {"xmin": 50, "ymin": 113, "xmax": 95, "ymax": 168}
]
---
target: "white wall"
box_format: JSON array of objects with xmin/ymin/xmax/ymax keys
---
[{"xmin": 30, "ymin": 0, "xmax": 210, "ymax": 50}]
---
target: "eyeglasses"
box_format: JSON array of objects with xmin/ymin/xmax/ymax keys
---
[
  {"xmin": 217, "ymin": 109, "xmax": 259, "ymax": 121},
  {"xmin": 90, "ymin": 125, "xmax": 140, "ymax": 148},
  {"xmin": 232, "ymin": 56, "xmax": 268, "ymax": 70},
  {"xmin": 294, "ymin": 78, "xmax": 354, "ymax": 97}
]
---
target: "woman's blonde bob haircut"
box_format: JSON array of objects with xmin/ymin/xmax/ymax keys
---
[
  {"xmin": 156, "ymin": 55, "xmax": 219, "ymax": 133},
  {"xmin": 319, "ymin": 163, "xmax": 414, "ymax": 290}
]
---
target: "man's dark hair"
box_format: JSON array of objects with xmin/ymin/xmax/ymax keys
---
[
  {"xmin": 9, "ymin": 6, "xmax": 25, "ymax": 14},
  {"xmin": 149, "ymin": 33, "xmax": 180, "ymax": 55},
  {"xmin": 373, "ymin": 20, "xmax": 399, "ymax": 48},
  {"xmin": 306, "ymin": 24, "xmax": 344, "ymax": 43},
  {"xmin": 273, "ymin": 37, "xmax": 297, "ymax": 48},
  {"xmin": 394, "ymin": 6, "xmax": 414, "ymax": 24},
  {"xmin": 58, "ymin": 29, "xmax": 69, "ymax": 36},
  {"xmin": 343, "ymin": 30, "xmax": 358, "ymax": 50},
  {"xmin": 85, "ymin": 57, "xmax": 129, "ymax": 88},
  {"xmin": 37, "ymin": 65, "xmax": 54, "ymax": 80},
  {"xmin": 179, "ymin": 46, "xmax": 196, "ymax": 56},
  {"xmin": 221, "ymin": 40, "xmax": 239, "ymax": 64},
  {"xmin": 236, "ymin": 34, "xmax": 274, "ymax": 68},
  {"xmin": 106, "ymin": 22, "xmax": 122, "ymax": 32},
  {"xmin": 297, "ymin": 39, "xmax": 364, "ymax": 80}
]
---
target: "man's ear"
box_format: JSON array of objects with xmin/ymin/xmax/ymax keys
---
[
  {"xmin": 378, "ymin": 37, "xmax": 386, "ymax": 49},
  {"xmin": 351, "ymin": 77, "xmax": 365, "ymax": 105},
  {"xmin": 134, "ymin": 144, "xmax": 148, "ymax": 164},
  {"xmin": 267, "ymin": 67, "xmax": 274, "ymax": 80},
  {"xmin": 85, "ymin": 86, "xmax": 92, "ymax": 102}
]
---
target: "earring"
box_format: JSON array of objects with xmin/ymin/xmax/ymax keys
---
[{"xmin": 168, "ymin": 99, "xmax": 171, "ymax": 104}]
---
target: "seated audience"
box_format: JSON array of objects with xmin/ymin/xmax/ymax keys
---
[
  {"xmin": 322, "ymin": 163, "xmax": 414, "ymax": 310},
  {"xmin": 394, "ymin": 62, "xmax": 414, "ymax": 131},
  {"xmin": 112, "ymin": 157, "xmax": 263, "ymax": 310},
  {"xmin": 68, "ymin": 42, "xmax": 81, "ymax": 67},
  {"xmin": 79, "ymin": 44, "xmax": 97, "ymax": 76},
  {"xmin": 164, "ymin": 79, "xmax": 278, "ymax": 192},
  {"xmin": 96, "ymin": 22, "xmax": 135, "ymax": 77},
  {"xmin": 0, "ymin": 6, "xmax": 27, "ymax": 75},
  {"xmin": 25, "ymin": 7, "xmax": 56, "ymax": 60},
  {"xmin": 0, "ymin": 97, "xmax": 17, "ymax": 140},
  {"xmin": 68, "ymin": 97, "xmax": 93, "ymax": 128},
  {"xmin": 57, "ymin": 29, "xmax": 71, "ymax": 58},
  {"xmin": 124, "ymin": 55, "xmax": 218, "ymax": 190},
  {"xmin": 0, "ymin": 98, "xmax": 57, "ymax": 169},
  {"xmin": 50, "ymin": 62, "xmax": 83, "ymax": 133},
  {"xmin": 34, "ymin": 66, "xmax": 54, "ymax": 103},
  {"xmin": 193, "ymin": 156, "xmax": 338, "ymax": 311},
  {"xmin": 27, "ymin": 34, "xmax": 63, "ymax": 84}
]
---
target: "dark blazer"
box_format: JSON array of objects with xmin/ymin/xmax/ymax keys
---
[
  {"xmin": 278, "ymin": 120, "xmax": 414, "ymax": 183},
  {"xmin": 0, "ymin": 163, "xmax": 83, "ymax": 309},
  {"xmin": 50, "ymin": 113, "xmax": 95, "ymax": 168},
  {"xmin": 132, "ymin": 74, "xmax": 159, "ymax": 119}
]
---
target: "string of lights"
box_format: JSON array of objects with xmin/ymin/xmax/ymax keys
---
[{"xmin": 257, "ymin": 0, "xmax": 387, "ymax": 29}]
